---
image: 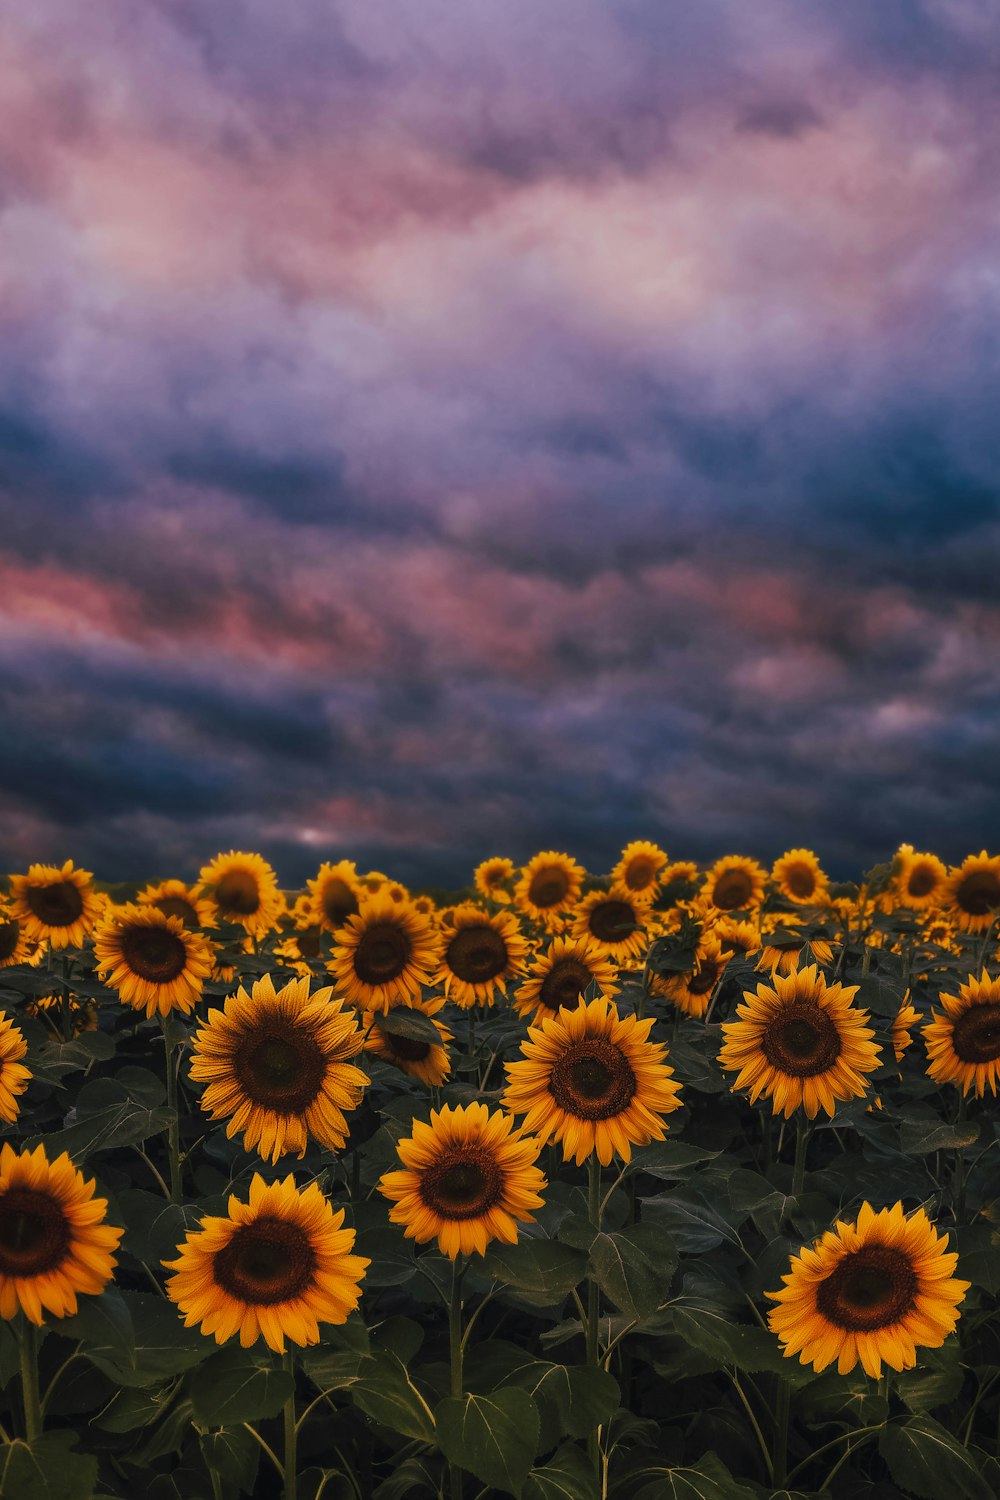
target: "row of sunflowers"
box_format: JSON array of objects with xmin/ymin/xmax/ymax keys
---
[{"xmin": 0, "ymin": 841, "xmax": 997, "ymax": 1499}]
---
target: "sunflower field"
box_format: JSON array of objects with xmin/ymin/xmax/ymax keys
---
[{"xmin": 0, "ymin": 843, "xmax": 998, "ymax": 1500}]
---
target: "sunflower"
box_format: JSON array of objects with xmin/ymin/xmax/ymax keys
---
[
  {"xmin": 755, "ymin": 916, "xmax": 834, "ymax": 977},
  {"xmin": 513, "ymin": 936, "xmax": 619, "ymax": 1024},
  {"xmin": 712, "ymin": 916, "xmax": 762, "ymax": 959},
  {"xmin": 921, "ymin": 914, "xmax": 959, "ymax": 954},
  {"xmin": 0, "ymin": 1144, "xmax": 122, "ymax": 1323},
  {"xmin": 703, "ymin": 856, "xmax": 766, "ymax": 914},
  {"xmin": 570, "ymin": 885, "xmax": 648, "ymax": 963},
  {"xmin": 771, "ymin": 849, "xmax": 828, "ymax": 906},
  {"xmin": 303, "ymin": 860, "xmax": 362, "ymax": 933},
  {"xmin": 924, "ymin": 970, "xmax": 1000, "ymax": 1098},
  {"xmin": 363, "ymin": 997, "xmax": 453, "ymax": 1087},
  {"xmin": 164, "ymin": 1174, "xmax": 368, "ymax": 1353},
  {"xmin": 273, "ymin": 896, "xmax": 325, "ymax": 975},
  {"xmin": 474, "ymin": 857, "xmax": 516, "ymax": 905},
  {"xmin": 892, "ymin": 847, "xmax": 947, "ymax": 910},
  {"xmin": 767, "ymin": 1203, "xmax": 969, "ymax": 1378},
  {"xmin": 137, "ymin": 879, "xmax": 216, "ymax": 930},
  {"xmin": 200, "ymin": 851, "xmax": 284, "ymax": 939},
  {"xmin": 189, "ymin": 974, "xmax": 369, "ymax": 1162},
  {"xmin": 94, "ymin": 904, "xmax": 216, "ymax": 1019},
  {"xmin": 327, "ymin": 896, "xmax": 441, "ymax": 1013},
  {"xmin": 611, "ymin": 842, "xmax": 668, "ymax": 904},
  {"xmin": 892, "ymin": 996, "xmax": 921, "ymax": 1062},
  {"xmin": 653, "ymin": 932, "xmax": 733, "ymax": 1019},
  {"xmin": 940, "ymin": 852, "xmax": 1000, "ymax": 933},
  {"xmin": 25, "ymin": 992, "xmax": 97, "ymax": 1038},
  {"xmin": 656, "ymin": 861, "xmax": 701, "ymax": 907},
  {"xmin": 719, "ymin": 966, "xmax": 881, "ymax": 1119},
  {"xmin": 0, "ymin": 1014, "xmax": 30, "ymax": 1124},
  {"xmin": 360, "ymin": 871, "xmax": 388, "ymax": 894},
  {"xmin": 411, "ymin": 894, "xmax": 437, "ymax": 917},
  {"xmin": 0, "ymin": 908, "xmax": 31, "ymax": 969},
  {"xmin": 434, "ymin": 906, "xmax": 527, "ymax": 1008},
  {"xmin": 514, "ymin": 852, "xmax": 585, "ymax": 927},
  {"xmin": 8, "ymin": 861, "xmax": 101, "ymax": 950},
  {"xmin": 503, "ymin": 997, "xmax": 682, "ymax": 1165},
  {"xmin": 378, "ymin": 1102, "xmax": 546, "ymax": 1258}
]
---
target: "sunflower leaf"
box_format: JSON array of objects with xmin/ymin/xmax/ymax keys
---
[
  {"xmin": 374, "ymin": 1008, "xmax": 443, "ymax": 1043},
  {"xmin": 523, "ymin": 1442, "xmax": 599, "ymax": 1500},
  {"xmin": 899, "ymin": 1118, "xmax": 980, "ymax": 1154},
  {"xmin": 435, "ymin": 1389, "xmax": 539, "ymax": 1498},
  {"xmin": 0, "ymin": 1432, "xmax": 99, "ymax": 1500},
  {"xmin": 483, "ymin": 1239, "xmax": 588, "ymax": 1306},
  {"xmin": 352, "ymin": 1348, "xmax": 437, "ymax": 1442},
  {"xmin": 879, "ymin": 1416, "xmax": 994, "ymax": 1500},
  {"xmin": 189, "ymin": 1346, "xmax": 295, "ymax": 1426}
]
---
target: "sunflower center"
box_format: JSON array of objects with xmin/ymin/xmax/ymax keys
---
[
  {"xmin": 625, "ymin": 859, "xmax": 656, "ymax": 891},
  {"xmin": 233, "ymin": 1024, "xmax": 327, "ymax": 1110},
  {"xmin": 528, "ymin": 867, "xmax": 570, "ymax": 909},
  {"xmin": 418, "ymin": 1145, "xmax": 504, "ymax": 1220},
  {"xmin": 588, "ymin": 900, "xmax": 637, "ymax": 944},
  {"xmin": 951, "ymin": 1003, "xmax": 1000, "ymax": 1064},
  {"xmin": 322, "ymin": 879, "xmax": 359, "ymax": 925},
  {"xmin": 154, "ymin": 896, "xmax": 199, "ymax": 926},
  {"xmin": 785, "ymin": 864, "xmax": 816, "ymax": 899},
  {"xmin": 384, "ymin": 1032, "xmax": 431, "ymax": 1062},
  {"xmin": 956, "ymin": 871, "xmax": 1000, "ymax": 917},
  {"xmin": 215, "ymin": 870, "xmax": 261, "ymax": 916},
  {"xmin": 712, "ymin": 870, "xmax": 753, "ymax": 910},
  {"xmin": 25, "ymin": 881, "xmax": 83, "ymax": 928},
  {"xmin": 354, "ymin": 923, "xmax": 412, "ymax": 985},
  {"xmin": 0, "ymin": 1189, "xmax": 71, "ymax": 1277},
  {"xmin": 816, "ymin": 1244, "xmax": 918, "ymax": 1332},
  {"xmin": 761, "ymin": 1002, "xmax": 842, "ymax": 1077},
  {"xmin": 538, "ymin": 958, "xmax": 594, "ymax": 1013},
  {"xmin": 121, "ymin": 925, "xmax": 188, "ymax": 983},
  {"xmin": 446, "ymin": 926, "xmax": 508, "ymax": 983},
  {"xmin": 214, "ymin": 1217, "xmax": 317, "ymax": 1305},
  {"xmin": 549, "ymin": 1038, "xmax": 637, "ymax": 1120},
  {"xmin": 0, "ymin": 920, "xmax": 20, "ymax": 962},
  {"xmin": 294, "ymin": 925, "xmax": 323, "ymax": 959},
  {"xmin": 907, "ymin": 865, "xmax": 937, "ymax": 898},
  {"xmin": 688, "ymin": 961, "xmax": 719, "ymax": 997}
]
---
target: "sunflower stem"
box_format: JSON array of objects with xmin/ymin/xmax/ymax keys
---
[
  {"xmin": 466, "ymin": 1006, "xmax": 476, "ymax": 1061},
  {"xmin": 772, "ymin": 1379, "xmax": 791, "ymax": 1488},
  {"xmin": 161, "ymin": 1019, "xmax": 183, "ymax": 1201},
  {"xmin": 586, "ymin": 1154, "xmax": 602, "ymax": 1473},
  {"xmin": 60, "ymin": 956, "xmax": 72, "ymax": 1042},
  {"xmin": 283, "ymin": 1351, "xmax": 298, "ymax": 1500},
  {"xmin": 449, "ymin": 1257, "xmax": 465, "ymax": 1500},
  {"xmin": 953, "ymin": 1091, "xmax": 968, "ymax": 1223},
  {"xmin": 17, "ymin": 1320, "xmax": 42, "ymax": 1443},
  {"xmin": 791, "ymin": 1114, "xmax": 809, "ymax": 1202}
]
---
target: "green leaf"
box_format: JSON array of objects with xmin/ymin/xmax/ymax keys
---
[
  {"xmin": 664, "ymin": 1037, "xmax": 726, "ymax": 1093},
  {"xmin": 300, "ymin": 1315, "xmax": 370, "ymax": 1390},
  {"xmin": 373, "ymin": 1456, "xmax": 441, "ymax": 1499},
  {"xmin": 29, "ymin": 1077, "xmax": 173, "ymax": 1161},
  {"xmin": 352, "ymin": 1226, "xmax": 416, "ymax": 1288},
  {"xmin": 628, "ymin": 1142, "xmax": 722, "ymax": 1180},
  {"xmin": 524, "ymin": 1442, "xmax": 599, "ymax": 1500},
  {"xmin": 0, "ymin": 1433, "xmax": 99, "ymax": 1500},
  {"xmin": 190, "ymin": 1346, "xmax": 294, "ymax": 1425},
  {"xmin": 436, "ymin": 1389, "xmax": 540, "ymax": 1498},
  {"xmin": 879, "ymin": 1416, "xmax": 993, "ymax": 1500},
  {"xmin": 640, "ymin": 1190, "xmax": 742, "ymax": 1253},
  {"xmin": 726, "ymin": 1169, "xmax": 785, "ymax": 1215},
  {"xmin": 96, "ymin": 1384, "xmax": 178, "ymax": 1433},
  {"xmin": 34, "ymin": 1030, "xmax": 116, "ymax": 1078},
  {"xmin": 61, "ymin": 1287, "xmax": 208, "ymax": 1387},
  {"xmin": 899, "ymin": 1119, "xmax": 980, "ymax": 1154},
  {"xmin": 669, "ymin": 1299, "xmax": 807, "ymax": 1381},
  {"xmin": 352, "ymin": 1349, "xmax": 436, "ymax": 1442},
  {"xmin": 498, "ymin": 1359, "xmax": 619, "ymax": 1453},
  {"xmin": 199, "ymin": 1428, "xmax": 259, "ymax": 1497},
  {"xmin": 373, "ymin": 1008, "xmax": 443, "ymax": 1043},
  {"xmin": 895, "ymin": 1342, "xmax": 964, "ymax": 1413},
  {"xmin": 629, "ymin": 1450, "xmax": 757, "ymax": 1500},
  {"xmin": 558, "ymin": 1217, "xmax": 674, "ymax": 1316},
  {"xmin": 483, "ymin": 1239, "xmax": 588, "ymax": 1307},
  {"xmin": 954, "ymin": 1223, "xmax": 1000, "ymax": 1293}
]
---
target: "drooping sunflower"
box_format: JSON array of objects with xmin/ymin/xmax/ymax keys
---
[
  {"xmin": 327, "ymin": 896, "xmax": 441, "ymax": 1013},
  {"xmin": 940, "ymin": 852, "xmax": 1000, "ymax": 933},
  {"xmin": 771, "ymin": 849, "xmax": 829, "ymax": 906},
  {"xmin": 0, "ymin": 1144, "xmax": 123, "ymax": 1323},
  {"xmin": 94, "ymin": 904, "xmax": 216, "ymax": 1019},
  {"xmin": 0, "ymin": 909, "xmax": 31, "ymax": 969},
  {"xmin": 8, "ymin": 860, "xmax": 101, "ymax": 950},
  {"xmin": 513, "ymin": 936, "xmax": 619, "ymax": 1024},
  {"xmin": 0, "ymin": 1014, "xmax": 30, "ymax": 1124},
  {"xmin": 304, "ymin": 860, "xmax": 363, "ymax": 933},
  {"xmin": 164, "ymin": 1173, "xmax": 368, "ymax": 1353},
  {"xmin": 363, "ymin": 997, "xmax": 453, "ymax": 1087},
  {"xmin": 719, "ymin": 965, "xmax": 881, "ymax": 1119},
  {"xmin": 378, "ymin": 1102, "xmax": 546, "ymax": 1258},
  {"xmin": 702, "ymin": 856, "xmax": 767, "ymax": 914},
  {"xmin": 435, "ymin": 905, "xmax": 527, "ymax": 1008},
  {"xmin": 892, "ymin": 847, "xmax": 947, "ymax": 910},
  {"xmin": 652, "ymin": 931, "xmax": 733, "ymax": 1019},
  {"xmin": 189, "ymin": 974, "xmax": 369, "ymax": 1162},
  {"xmin": 199, "ymin": 851, "xmax": 284, "ymax": 939},
  {"xmin": 474, "ymin": 857, "xmax": 516, "ymax": 905},
  {"xmin": 514, "ymin": 851, "xmax": 585, "ymax": 927},
  {"xmin": 924, "ymin": 971, "xmax": 1000, "ymax": 1097},
  {"xmin": 137, "ymin": 878, "xmax": 216, "ymax": 930},
  {"xmin": 570, "ymin": 884, "xmax": 648, "ymax": 963},
  {"xmin": 892, "ymin": 996, "xmax": 921, "ymax": 1062},
  {"xmin": 767, "ymin": 1203, "xmax": 969, "ymax": 1378},
  {"xmin": 503, "ymin": 997, "xmax": 682, "ymax": 1165},
  {"xmin": 755, "ymin": 916, "xmax": 834, "ymax": 977},
  {"xmin": 611, "ymin": 841, "xmax": 668, "ymax": 905}
]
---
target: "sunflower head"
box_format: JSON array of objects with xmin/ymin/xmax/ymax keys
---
[
  {"xmin": 755, "ymin": 916, "xmax": 834, "ymax": 978},
  {"xmin": 653, "ymin": 931, "xmax": 733, "ymax": 1019},
  {"xmin": 137, "ymin": 879, "xmax": 216, "ymax": 930},
  {"xmin": 513, "ymin": 936, "xmax": 619, "ymax": 1024},
  {"xmin": 924, "ymin": 970, "xmax": 1000, "ymax": 1097},
  {"xmin": 771, "ymin": 849, "xmax": 829, "ymax": 906},
  {"xmin": 327, "ymin": 895, "xmax": 441, "ymax": 1013},
  {"xmin": 0, "ymin": 1013, "xmax": 30, "ymax": 1124},
  {"xmin": 0, "ymin": 908, "xmax": 31, "ymax": 969},
  {"xmin": 940, "ymin": 852, "xmax": 1000, "ymax": 933},
  {"xmin": 474, "ymin": 857, "xmax": 516, "ymax": 905},
  {"xmin": 94, "ymin": 903, "xmax": 216, "ymax": 1019},
  {"xmin": 8, "ymin": 861, "xmax": 101, "ymax": 949},
  {"xmin": 436, "ymin": 905, "xmax": 528, "ymax": 1007},
  {"xmin": 892, "ymin": 996, "xmax": 921, "ymax": 1062},
  {"xmin": 199, "ymin": 851, "xmax": 284, "ymax": 939},
  {"xmin": 363, "ymin": 997, "xmax": 453, "ymax": 1087},
  {"xmin": 514, "ymin": 852, "xmax": 585, "ymax": 927},
  {"xmin": 611, "ymin": 842, "xmax": 668, "ymax": 904},
  {"xmin": 570, "ymin": 884, "xmax": 647, "ymax": 962},
  {"xmin": 703, "ymin": 856, "xmax": 766, "ymax": 914},
  {"xmin": 893, "ymin": 849, "xmax": 947, "ymax": 909}
]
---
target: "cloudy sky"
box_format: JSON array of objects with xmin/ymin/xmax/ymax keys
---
[{"xmin": 2, "ymin": 0, "xmax": 999, "ymax": 887}]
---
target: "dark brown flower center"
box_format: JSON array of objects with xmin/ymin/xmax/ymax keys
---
[
  {"xmin": 322, "ymin": 878, "xmax": 359, "ymax": 925},
  {"xmin": 0, "ymin": 920, "xmax": 21, "ymax": 962},
  {"xmin": 214, "ymin": 1217, "xmax": 316, "ymax": 1304},
  {"xmin": 712, "ymin": 869, "xmax": 753, "ymax": 910},
  {"xmin": 538, "ymin": 957, "xmax": 594, "ymax": 1013},
  {"xmin": 25, "ymin": 880, "xmax": 84, "ymax": 928},
  {"xmin": 121, "ymin": 924, "xmax": 188, "ymax": 983},
  {"xmin": 761, "ymin": 1001, "xmax": 842, "ymax": 1077},
  {"xmin": 418, "ymin": 1145, "xmax": 503, "ymax": 1219},
  {"xmin": 816, "ymin": 1243, "xmax": 918, "ymax": 1331},
  {"xmin": 232, "ymin": 1023, "xmax": 327, "ymax": 1111},
  {"xmin": 907, "ymin": 864, "xmax": 937, "ymax": 898},
  {"xmin": 154, "ymin": 896, "xmax": 199, "ymax": 926},
  {"xmin": 956, "ymin": 871, "xmax": 1000, "ymax": 917},
  {"xmin": 215, "ymin": 869, "xmax": 261, "ymax": 916},
  {"xmin": 0, "ymin": 1189, "xmax": 71, "ymax": 1277},
  {"xmin": 587, "ymin": 900, "xmax": 637, "ymax": 944},
  {"xmin": 293, "ymin": 925, "xmax": 323, "ymax": 959},
  {"xmin": 528, "ymin": 866, "xmax": 571, "ymax": 910},
  {"xmin": 549, "ymin": 1037, "xmax": 637, "ymax": 1120},
  {"xmin": 785, "ymin": 863, "xmax": 816, "ymax": 899},
  {"xmin": 446, "ymin": 926, "xmax": 508, "ymax": 983},
  {"xmin": 354, "ymin": 923, "xmax": 411, "ymax": 986},
  {"xmin": 624, "ymin": 858, "xmax": 657, "ymax": 891},
  {"xmin": 951, "ymin": 1003, "xmax": 1000, "ymax": 1064},
  {"xmin": 688, "ymin": 961, "xmax": 719, "ymax": 997}
]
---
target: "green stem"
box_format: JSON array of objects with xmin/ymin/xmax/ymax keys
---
[
  {"xmin": 161, "ymin": 1021, "xmax": 183, "ymax": 1201},
  {"xmin": 953, "ymin": 1091, "xmax": 968, "ymax": 1223},
  {"xmin": 791, "ymin": 1115, "xmax": 809, "ymax": 1201},
  {"xmin": 450, "ymin": 1258, "xmax": 465, "ymax": 1500},
  {"xmin": 284, "ymin": 1351, "xmax": 298, "ymax": 1500},
  {"xmin": 60, "ymin": 956, "xmax": 72, "ymax": 1042},
  {"xmin": 18, "ymin": 1320, "xmax": 42, "ymax": 1443},
  {"xmin": 466, "ymin": 1007, "xmax": 476, "ymax": 1060},
  {"xmin": 586, "ymin": 1155, "xmax": 602, "ymax": 1472},
  {"xmin": 772, "ymin": 1380, "xmax": 791, "ymax": 1488}
]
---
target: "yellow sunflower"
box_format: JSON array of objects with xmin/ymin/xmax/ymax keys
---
[
  {"xmin": 304, "ymin": 860, "xmax": 362, "ymax": 934},
  {"xmin": 712, "ymin": 916, "xmax": 762, "ymax": 959},
  {"xmin": 273, "ymin": 896, "xmax": 325, "ymax": 975},
  {"xmin": 199, "ymin": 851, "xmax": 284, "ymax": 939},
  {"xmin": 363, "ymin": 997, "xmax": 453, "ymax": 1087},
  {"xmin": 767, "ymin": 1203, "xmax": 969, "ymax": 1378},
  {"xmin": 189, "ymin": 974, "xmax": 369, "ymax": 1162},
  {"xmin": 0, "ymin": 908, "xmax": 31, "ymax": 969},
  {"xmin": 0, "ymin": 1014, "xmax": 30, "ymax": 1123},
  {"xmin": 0, "ymin": 1144, "xmax": 123, "ymax": 1323},
  {"xmin": 771, "ymin": 849, "xmax": 829, "ymax": 906},
  {"xmin": 702, "ymin": 856, "xmax": 767, "ymax": 914},
  {"xmin": 503, "ymin": 997, "xmax": 682, "ymax": 1165},
  {"xmin": 412, "ymin": 894, "xmax": 437, "ymax": 917},
  {"xmin": 327, "ymin": 896, "xmax": 441, "ymax": 1013},
  {"xmin": 652, "ymin": 931, "xmax": 733, "ymax": 1019},
  {"xmin": 924, "ymin": 970, "xmax": 1000, "ymax": 1097},
  {"xmin": 611, "ymin": 841, "xmax": 668, "ymax": 904},
  {"xmin": 657, "ymin": 861, "xmax": 701, "ymax": 904},
  {"xmin": 513, "ymin": 936, "xmax": 619, "ymax": 1024},
  {"xmin": 94, "ymin": 904, "xmax": 216, "ymax": 1019},
  {"xmin": 570, "ymin": 884, "xmax": 648, "ymax": 963},
  {"xmin": 892, "ymin": 996, "xmax": 920, "ymax": 1062},
  {"xmin": 940, "ymin": 852, "xmax": 1000, "ymax": 933},
  {"xmin": 8, "ymin": 860, "xmax": 101, "ymax": 950},
  {"xmin": 892, "ymin": 847, "xmax": 947, "ymax": 910},
  {"xmin": 25, "ymin": 993, "xmax": 97, "ymax": 1038},
  {"xmin": 378, "ymin": 1102, "xmax": 546, "ymax": 1258},
  {"xmin": 719, "ymin": 966, "xmax": 881, "ymax": 1119},
  {"xmin": 137, "ymin": 879, "xmax": 216, "ymax": 930},
  {"xmin": 360, "ymin": 871, "xmax": 388, "ymax": 894},
  {"xmin": 755, "ymin": 916, "xmax": 834, "ymax": 977},
  {"xmin": 436, "ymin": 905, "xmax": 528, "ymax": 1008},
  {"xmin": 164, "ymin": 1174, "xmax": 368, "ymax": 1353},
  {"xmin": 474, "ymin": 857, "xmax": 516, "ymax": 905},
  {"xmin": 514, "ymin": 851, "xmax": 585, "ymax": 927}
]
